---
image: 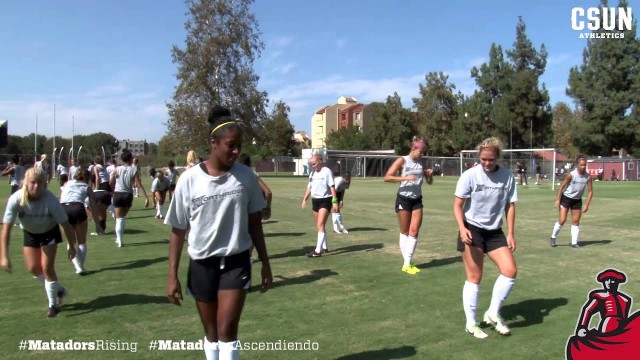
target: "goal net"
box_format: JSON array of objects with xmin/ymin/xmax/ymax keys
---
[{"xmin": 459, "ymin": 148, "xmax": 559, "ymax": 191}]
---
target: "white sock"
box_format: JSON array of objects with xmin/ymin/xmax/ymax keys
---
[
  {"xmin": 34, "ymin": 274, "xmax": 45, "ymax": 285},
  {"xmin": 463, "ymin": 281, "xmax": 480, "ymax": 327},
  {"xmin": 551, "ymin": 222, "xmax": 562, "ymax": 238},
  {"xmin": 158, "ymin": 204, "xmax": 164, "ymax": 216},
  {"xmin": 78, "ymin": 244, "xmax": 87, "ymax": 267},
  {"xmin": 487, "ymin": 275, "xmax": 516, "ymax": 316},
  {"xmin": 45, "ymin": 280, "xmax": 59, "ymax": 307},
  {"xmin": 204, "ymin": 337, "xmax": 219, "ymax": 360},
  {"xmin": 71, "ymin": 256, "xmax": 83, "ymax": 273},
  {"xmin": 108, "ymin": 204, "xmax": 115, "ymax": 218},
  {"xmin": 571, "ymin": 225, "xmax": 580, "ymax": 245},
  {"xmin": 331, "ymin": 213, "xmax": 338, "ymax": 231},
  {"xmin": 115, "ymin": 218, "xmax": 125, "ymax": 244},
  {"xmin": 315, "ymin": 232, "xmax": 325, "ymax": 253},
  {"xmin": 336, "ymin": 213, "xmax": 345, "ymax": 229},
  {"xmin": 399, "ymin": 233, "xmax": 407, "ymax": 262},
  {"xmin": 404, "ymin": 236, "xmax": 417, "ymax": 266},
  {"xmin": 218, "ymin": 340, "xmax": 239, "ymax": 360}
]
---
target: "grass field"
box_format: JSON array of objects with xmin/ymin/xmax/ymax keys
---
[{"xmin": 0, "ymin": 175, "xmax": 638, "ymax": 360}]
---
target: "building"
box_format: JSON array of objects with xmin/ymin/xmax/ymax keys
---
[
  {"xmin": 587, "ymin": 156, "xmax": 638, "ymax": 181},
  {"xmin": 311, "ymin": 96, "xmax": 378, "ymax": 148},
  {"xmin": 118, "ymin": 139, "xmax": 148, "ymax": 157}
]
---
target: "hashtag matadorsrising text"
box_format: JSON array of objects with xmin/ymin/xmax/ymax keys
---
[{"xmin": 19, "ymin": 339, "xmax": 137, "ymax": 352}]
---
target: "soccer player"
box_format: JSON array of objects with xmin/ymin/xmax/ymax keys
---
[
  {"xmin": 549, "ymin": 155, "xmax": 593, "ymax": 248},
  {"xmin": 69, "ymin": 158, "xmax": 79, "ymax": 180},
  {"xmin": 301, "ymin": 154, "xmax": 339, "ymax": 257},
  {"xmin": 332, "ymin": 173, "xmax": 351, "ymax": 234},
  {"xmin": 60, "ymin": 168, "xmax": 98, "ymax": 274},
  {"xmin": 56, "ymin": 161, "xmax": 69, "ymax": 187},
  {"xmin": 0, "ymin": 167, "xmax": 77, "ymax": 317},
  {"xmin": 2, "ymin": 154, "xmax": 26, "ymax": 195},
  {"xmin": 165, "ymin": 105, "xmax": 272, "ymax": 360},
  {"xmin": 383, "ymin": 137, "xmax": 434, "ymax": 275},
  {"xmin": 109, "ymin": 151, "xmax": 149, "ymax": 247},
  {"xmin": 132, "ymin": 158, "xmax": 140, "ymax": 197},
  {"xmin": 165, "ymin": 160, "xmax": 180, "ymax": 201},
  {"xmin": 151, "ymin": 171, "xmax": 170, "ymax": 219},
  {"xmin": 237, "ymin": 154, "xmax": 272, "ymax": 221},
  {"xmin": 34, "ymin": 154, "xmax": 52, "ymax": 184},
  {"xmin": 454, "ymin": 137, "xmax": 518, "ymax": 339},
  {"xmin": 186, "ymin": 150, "xmax": 198, "ymax": 169}
]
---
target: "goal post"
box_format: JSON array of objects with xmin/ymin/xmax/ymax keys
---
[{"xmin": 459, "ymin": 148, "xmax": 558, "ymax": 191}]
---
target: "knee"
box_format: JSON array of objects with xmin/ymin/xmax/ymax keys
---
[
  {"xmin": 408, "ymin": 229, "xmax": 419, "ymax": 238},
  {"xmin": 26, "ymin": 264, "xmax": 43, "ymax": 276},
  {"xmin": 217, "ymin": 321, "xmax": 239, "ymax": 342},
  {"xmin": 502, "ymin": 267, "xmax": 517, "ymax": 279},
  {"xmin": 466, "ymin": 272, "xmax": 482, "ymax": 284}
]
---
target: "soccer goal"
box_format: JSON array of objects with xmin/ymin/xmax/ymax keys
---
[{"xmin": 459, "ymin": 148, "xmax": 558, "ymax": 191}]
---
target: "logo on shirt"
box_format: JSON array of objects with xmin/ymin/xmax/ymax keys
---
[
  {"xmin": 565, "ymin": 268, "xmax": 640, "ymax": 359},
  {"xmin": 191, "ymin": 189, "xmax": 244, "ymax": 211},
  {"xmin": 474, "ymin": 184, "xmax": 507, "ymax": 192}
]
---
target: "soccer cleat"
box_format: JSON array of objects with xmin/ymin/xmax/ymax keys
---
[
  {"xmin": 56, "ymin": 287, "xmax": 67, "ymax": 306},
  {"xmin": 47, "ymin": 306, "xmax": 60, "ymax": 318},
  {"xmin": 322, "ymin": 248, "xmax": 329, "ymax": 254},
  {"xmin": 306, "ymin": 251, "xmax": 322, "ymax": 258},
  {"xmin": 466, "ymin": 323, "xmax": 488, "ymax": 339},
  {"xmin": 116, "ymin": 241, "xmax": 123, "ymax": 248},
  {"xmin": 570, "ymin": 244, "xmax": 582, "ymax": 249},
  {"xmin": 484, "ymin": 311, "xmax": 511, "ymax": 335},
  {"xmin": 550, "ymin": 237, "xmax": 557, "ymax": 247},
  {"xmin": 410, "ymin": 265, "xmax": 421, "ymax": 273},
  {"xmin": 339, "ymin": 226, "xmax": 349, "ymax": 234},
  {"xmin": 402, "ymin": 265, "xmax": 418, "ymax": 275},
  {"xmin": 333, "ymin": 228, "xmax": 343, "ymax": 234}
]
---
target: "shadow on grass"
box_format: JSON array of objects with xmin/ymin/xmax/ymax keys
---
[
  {"xmin": 127, "ymin": 215, "xmax": 156, "ymax": 220},
  {"xmin": 89, "ymin": 256, "xmax": 167, "ymax": 274},
  {"xmin": 262, "ymin": 220, "xmax": 279, "ymax": 225},
  {"xmin": 327, "ymin": 243, "xmax": 384, "ymax": 255},
  {"xmin": 334, "ymin": 345, "xmax": 416, "ymax": 359},
  {"xmin": 580, "ymin": 239, "xmax": 612, "ymax": 247},
  {"xmin": 125, "ymin": 239, "xmax": 169, "ymax": 247},
  {"xmin": 123, "ymin": 228, "xmax": 148, "ymax": 235},
  {"xmin": 269, "ymin": 246, "xmax": 315, "ymax": 260},
  {"xmin": 501, "ymin": 297, "xmax": 569, "ymax": 328},
  {"xmin": 270, "ymin": 269, "xmax": 339, "ymax": 289},
  {"xmin": 415, "ymin": 256, "xmax": 461, "ymax": 270},
  {"xmin": 265, "ymin": 232, "xmax": 306, "ymax": 238},
  {"xmin": 63, "ymin": 294, "xmax": 168, "ymax": 316},
  {"xmin": 346, "ymin": 227, "xmax": 387, "ymax": 232}
]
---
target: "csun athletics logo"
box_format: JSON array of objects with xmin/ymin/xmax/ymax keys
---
[
  {"xmin": 571, "ymin": 7, "xmax": 633, "ymax": 38},
  {"xmin": 565, "ymin": 269, "xmax": 640, "ymax": 360}
]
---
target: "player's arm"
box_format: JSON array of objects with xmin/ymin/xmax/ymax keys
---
[
  {"xmin": 504, "ymin": 201, "xmax": 516, "ymax": 251},
  {"xmin": 167, "ymin": 227, "xmax": 186, "ymax": 305},
  {"xmin": 384, "ymin": 157, "xmax": 408, "ymax": 182},
  {"xmin": 248, "ymin": 211, "xmax": 272, "ymax": 293},
  {"xmin": 583, "ymin": 177, "xmax": 594, "ymax": 213}
]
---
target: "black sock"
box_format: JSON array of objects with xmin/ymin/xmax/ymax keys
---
[{"xmin": 99, "ymin": 220, "xmax": 106, "ymax": 232}]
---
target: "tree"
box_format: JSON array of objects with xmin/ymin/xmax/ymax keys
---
[
  {"xmin": 260, "ymin": 101, "xmax": 295, "ymax": 156},
  {"xmin": 451, "ymin": 93, "xmax": 494, "ymax": 152},
  {"xmin": 412, "ymin": 72, "xmax": 459, "ymax": 155},
  {"xmin": 165, "ymin": 0, "xmax": 268, "ymax": 155},
  {"xmin": 325, "ymin": 125, "xmax": 371, "ymax": 150},
  {"xmin": 551, "ymin": 102, "xmax": 580, "ymax": 160},
  {"xmin": 567, "ymin": 0, "xmax": 640, "ymax": 155},
  {"xmin": 368, "ymin": 93, "xmax": 415, "ymax": 154}
]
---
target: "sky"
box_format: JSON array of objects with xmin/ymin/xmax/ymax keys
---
[{"xmin": 0, "ymin": 0, "xmax": 637, "ymax": 143}]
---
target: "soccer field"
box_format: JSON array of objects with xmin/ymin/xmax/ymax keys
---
[{"xmin": 0, "ymin": 176, "xmax": 638, "ymax": 359}]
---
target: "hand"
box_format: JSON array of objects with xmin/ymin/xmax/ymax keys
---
[
  {"xmin": 301, "ymin": 199, "xmax": 307, "ymax": 210},
  {"xmin": 554, "ymin": 200, "xmax": 560, "ymax": 208},
  {"xmin": 0, "ymin": 256, "xmax": 12, "ymax": 273},
  {"xmin": 582, "ymin": 205, "xmax": 589, "ymax": 214},
  {"xmin": 332, "ymin": 203, "xmax": 339, "ymax": 212},
  {"xmin": 262, "ymin": 208, "xmax": 271, "ymax": 221},
  {"xmin": 67, "ymin": 245, "xmax": 77, "ymax": 260},
  {"xmin": 144, "ymin": 197, "xmax": 150, "ymax": 208},
  {"xmin": 339, "ymin": 201, "xmax": 344, "ymax": 209},
  {"xmin": 260, "ymin": 263, "xmax": 273, "ymax": 293},
  {"xmin": 167, "ymin": 277, "xmax": 183, "ymax": 306},
  {"xmin": 426, "ymin": 168, "xmax": 433, "ymax": 177},
  {"xmin": 507, "ymin": 234, "xmax": 516, "ymax": 252},
  {"xmin": 459, "ymin": 228, "xmax": 472, "ymax": 245}
]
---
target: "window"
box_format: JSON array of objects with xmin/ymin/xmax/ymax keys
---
[
  {"xmin": 355, "ymin": 112, "xmax": 361, "ymax": 120},
  {"xmin": 628, "ymin": 161, "xmax": 635, "ymax": 171},
  {"xmin": 341, "ymin": 113, "xmax": 346, "ymax": 120}
]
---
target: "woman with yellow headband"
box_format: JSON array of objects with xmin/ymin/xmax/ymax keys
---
[
  {"xmin": 549, "ymin": 154, "xmax": 593, "ymax": 248},
  {"xmin": 384, "ymin": 136, "xmax": 434, "ymax": 275},
  {"xmin": 165, "ymin": 105, "xmax": 272, "ymax": 360}
]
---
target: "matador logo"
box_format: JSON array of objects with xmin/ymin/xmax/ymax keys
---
[{"xmin": 566, "ymin": 269, "xmax": 640, "ymax": 359}]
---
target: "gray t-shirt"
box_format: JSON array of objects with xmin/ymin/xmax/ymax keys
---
[
  {"xmin": 60, "ymin": 180, "xmax": 89, "ymax": 204},
  {"xmin": 151, "ymin": 177, "xmax": 170, "ymax": 192},
  {"xmin": 455, "ymin": 165, "xmax": 518, "ymax": 230},
  {"xmin": 398, "ymin": 156, "xmax": 423, "ymax": 199},
  {"xmin": 113, "ymin": 165, "xmax": 137, "ymax": 193},
  {"xmin": 10, "ymin": 165, "xmax": 25, "ymax": 187},
  {"xmin": 563, "ymin": 169, "xmax": 590, "ymax": 199},
  {"xmin": 334, "ymin": 176, "xmax": 350, "ymax": 193},
  {"xmin": 164, "ymin": 163, "xmax": 266, "ymax": 260},
  {"xmin": 3, "ymin": 190, "xmax": 68, "ymax": 233}
]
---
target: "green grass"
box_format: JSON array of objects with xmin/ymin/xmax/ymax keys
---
[{"xmin": 0, "ymin": 176, "xmax": 639, "ymax": 359}]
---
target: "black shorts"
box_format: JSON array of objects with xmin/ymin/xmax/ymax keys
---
[
  {"xmin": 23, "ymin": 226, "xmax": 63, "ymax": 248},
  {"xmin": 187, "ymin": 250, "xmax": 251, "ymax": 302},
  {"xmin": 395, "ymin": 194, "xmax": 423, "ymax": 213},
  {"xmin": 336, "ymin": 191, "xmax": 345, "ymax": 202},
  {"xmin": 312, "ymin": 197, "xmax": 332, "ymax": 212},
  {"xmin": 94, "ymin": 191, "xmax": 112, "ymax": 206},
  {"xmin": 560, "ymin": 195, "xmax": 582, "ymax": 210},
  {"xmin": 98, "ymin": 182, "xmax": 111, "ymax": 192},
  {"xmin": 62, "ymin": 202, "xmax": 88, "ymax": 225},
  {"xmin": 59, "ymin": 174, "xmax": 69, "ymax": 185},
  {"xmin": 113, "ymin": 192, "xmax": 134, "ymax": 208},
  {"xmin": 457, "ymin": 222, "xmax": 508, "ymax": 253},
  {"xmin": 10, "ymin": 184, "xmax": 19, "ymax": 195},
  {"xmin": 169, "ymin": 183, "xmax": 176, "ymax": 192}
]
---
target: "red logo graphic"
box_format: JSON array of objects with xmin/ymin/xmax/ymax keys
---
[{"xmin": 566, "ymin": 269, "xmax": 640, "ymax": 359}]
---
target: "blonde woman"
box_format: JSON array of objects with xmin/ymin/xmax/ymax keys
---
[
  {"xmin": 186, "ymin": 150, "xmax": 198, "ymax": 169},
  {"xmin": 1, "ymin": 168, "xmax": 77, "ymax": 317}
]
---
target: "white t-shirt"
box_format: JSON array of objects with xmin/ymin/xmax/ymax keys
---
[
  {"xmin": 151, "ymin": 177, "xmax": 170, "ymax": 192},
  {"xmin": 165, "ymin": 168, "xmax": 179, "ymax": 185},
  {"xmin": 164, "ymin": 163, "xmax": 265, "ymax": 259},
  {"xmin": 334, "ymin": 176, "xmax": 350, "ymax": 193},
  {"xmin": 455, "ymin": 165, "xmax": 518, "ymax": 230},
  {"xmin": 3, "ymin": 190, "xmax": 68, "ymax": 233},
  {"xmin": 398, "ymin": 156, "xmax": 423, "ymax": 199},
  {"xmin": 69, "ymin": 165, "xmax": 78, "ymax": 179},
  {"xmin": 563, "ymin": 169, "xmax": 590, "ymax": 199},
  {"xmin": 57, "ymin": 164, "xmax": 68, "ymax": 175},
  {"xmin": 113, "ymin": 165, "xmax": 137, "ymax": 193},
  {"xmin": 94, "ymin": 164, "xmax": 110, "ymax": 184},
  {"xmin": 60, "ymin": 180, "xmax": 89, "ymax": 204},
  {"xmin": 10, "ymin": 165, "xmax": 25, "ymax": 187},
  {"xmin": 307, "ymin": 167, "xmax": 335, "ymax": 199}
]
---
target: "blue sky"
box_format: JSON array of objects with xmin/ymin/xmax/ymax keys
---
[{"xmin": 0, "ymin": 0, "xmax": 636, "ymax": 143}]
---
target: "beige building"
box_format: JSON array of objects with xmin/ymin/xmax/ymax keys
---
[{"xmin": 311, "ymin": 96, "xmax": 358, "ymax": 148}]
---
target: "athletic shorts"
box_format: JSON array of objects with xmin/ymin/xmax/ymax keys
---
[
  {"xmin": 395, "ymin": 194, "xmax": 423, "ymax": 213},
  {"xmin": 312, "ymin": 197, "xmax": 332, "ymax": 212},
  {"xmin": 187, "ymin": 250, "xmax": 251, "ymax": 302},
  {"xmin": 23, "ymin": 225, "xmax": 63, "ymax": 248},
  {"xmin": 169, "ymin": 183, "xmax": 176, "ymax": 192},
  {"xmin": 113, "ymin": 192, "xmax": 134, "ymax": 208},
  {"xmin": 560, "ymin": 195, "xmax": 582, "ymax": 210},
  {"xmin": 336, "ymin": 191, "xmax": 345, "ymax": 202},
  {"xmin": 62, "ymin": 202, "xmax": 88, "ymax": 225},
  {"xmin": 98, "ymin": 182, "xmax": 111, "ymax": 192},
  {"xmin": 94, "ymin": 191, "xmax": 112, "ymax": 206},
  {"xmin": 457, "ymin": 222, "xmax": 508, "ymax": 253}
]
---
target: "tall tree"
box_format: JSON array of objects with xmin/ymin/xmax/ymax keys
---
[
  {"xmin": 368, "ymin": 93, "xmax": 414, "ymax": 153},
  {"xmin": 551, "ymin": 102, "xmax": 580, "ymax": 160},
  {"xmin": 567, "ymin": 0, "xmax": 640, "ymax": 155},
  {"xmin": 412, "ymin": 72, "xmax": 459, "ymax": 155},
  {"xmin": 165, "ymin": 0, "xmax": 268, "ymax": 155},
  {"xmin": 261, "ymin": 101, "xmax": 296, "ymax": 156},
  {"xmin": 325, "ymin": 125, "xmax": 371, "ymax": 150},
  {"xmin": 451, "ymin": 93, "xmax": 494, "ymax": 152}
]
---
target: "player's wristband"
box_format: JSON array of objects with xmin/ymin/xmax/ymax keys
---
[{"xmin": 332, "ymin": 198, "xmax": 338, "ymax": 204}]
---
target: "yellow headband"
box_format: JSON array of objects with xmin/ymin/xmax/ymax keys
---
[{"xmin": 210, "ymin": 121, "xmax": 236, "ymax": 135}]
